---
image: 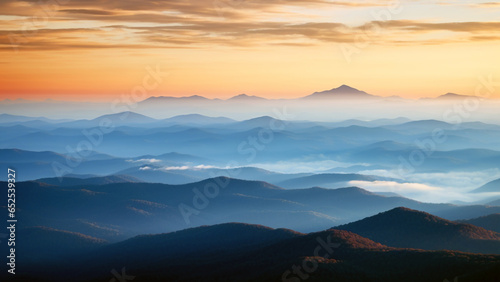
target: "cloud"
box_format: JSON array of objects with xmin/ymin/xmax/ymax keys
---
[
  {"xmin": 0, "ymin": 0, "xmax": 385, "ymax": 17},
  {"xmin": 139, "ymin": 165, "xmax": 217, "ymax": 171},
  {"xmin": 348, "ymin": 180, "xmax": 449, "ymax": 203},
  {"xmin": 59, "ymin": 9, "xmax": 116, "ymax": 16},
  {"xmin": 472, "ymin": 2, "xmax": 500, "ymax": 8},
  {"xmin": 1, "ymin": 0, "xmax": 499, "ymax": 51},
  {"xmin": 375, "ymin": 20, "xmax": 500, "ymax": 33},
  {"xmin": 127, "ymin": 158, "xmax": 162, "ymax": 163},
  {"xmin": 356, "ymin": 169, "xmax": 500, "ymax": 191},
  {"xmin": 405, "ymin": 170, "xmax": 500, "ymax": 191},
  {"xmin": 349, "ymin": 180, "xmax": 440, "ymax": 192},
  {"xmin": 252, "ymin": 159, "xmax": 356, "ymax": 174},
  {"xmin": 348, "ymin": 179, "xmax": 499, "ymax": 204}
]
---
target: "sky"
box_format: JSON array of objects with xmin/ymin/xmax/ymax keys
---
[{"xmin": 0, "ymin": 0, "xmax": 499, "ymax": 101}]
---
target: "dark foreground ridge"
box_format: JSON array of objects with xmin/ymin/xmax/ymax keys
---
[
  {"xmin": 4, "ymin": 218, "xmax": 500, "ymax": 282},
  {"xmin": 335, "ymin": 207, "xmax": 500, "ymax": 254}
]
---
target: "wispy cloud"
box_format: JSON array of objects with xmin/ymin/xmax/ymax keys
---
[
  {"xmin": 138, "ymin": 165, "xmax": 217, "ymax": 171},
  {"xmin": 1, "ymin": 0, "xmax": 500, "ymax": 52},
  {"xmin": 348, "ymin": 180, "xmax": 461, "ymax": 203},
  {"xmin": 472, "ymin": 2, "xmax": 500, "ymax": 8},
  {"xmin": 349, "ymin": 176, "xmax": 500, "ymax": 204},
  {"xmin": 252, "ymin": 159, "xmax": 356, "ymax": 174},
  {"xmin": 160, "ymin": 165, "xmax": 216, "ymax": 171},
  {"xmin": 127, "ymin": 158, "xmax": 162, "ymax": 163},
  {"xmin": 59, "ymin": 9, "xmax": 117, "ymax": 16}
]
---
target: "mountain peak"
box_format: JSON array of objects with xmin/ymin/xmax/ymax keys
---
[
  {"xmin": 93, "ymin": 111, "xmax": 157, "ymax": 123},
  {"xmin": 421, "ymin": 93, "xmax": 477, "ymax": 100},
  {"xmin": 304, "ymin": 85, "xmax": 376, "ymax": 100},
  {"xmin": 471, "ymin": 178, "xmax": 500, "ymax": 193},
  {"xmin": 141, "ymin": 95, "xmax": 210, "ymax": 103},
  {"xmin": 439, "ymin": 93, "xmax": 474, "ymax": 99},
  {"xmin": 335, "ymin": 207, "xmax": 500, "ymax": 253},
  {"xmin": 187, "ymin": 95, "xmax": 208, "ymax": 99},
  {"xmin": 227, "ymin": 94, "xmax": 266, "ymax": 101},
  {"xmin": 337, "ymin": 84, "xmax": 359, "ymax": 91}
]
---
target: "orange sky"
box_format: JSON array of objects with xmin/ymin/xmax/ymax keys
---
[{"xmin": 0, "ymin": 0, "xmax": 499, "ymax": 101}]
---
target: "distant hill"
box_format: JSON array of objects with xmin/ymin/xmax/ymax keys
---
[
  {"xmin": 488, "ymin": 199, "xmax": 500, "ymax": 206},
  {"xmin": 0, "ymin": 148, "xmax": 68, "ymax": 163},
  {"xmin": 163, "ymin": 114, "xmax": 235, "ymax": 125},
  {"xmin": 35, "ymin": 175, "xmax": 142, "ymax": 186},
  {"xmin": 141, "ymin": 95, "xmax": 210, "ymax": 103},
  {"xmin": 0, "ymin": 113, "xmax": 73, "ymax": 124},
  {"xmin": 457, "ymin": 214, "xmax": 500, "ymax": 233},
  {"xmin": 0, "ymin": 148, "xmax": 142, "ymax": 181},
  {"xmin": 91, "ymin": 111, "xmax": 157, "ymax": 124},
  {"xmin": 335, "ymin": 207, "xmax": 500, "ymax": 254},
  {"xmin": 356, "ymin": 140, "xmax": 415, "ymax": 151},
  {"xmin": 227, "ymin": 94, "xmax": 267, "ymax": 101},
  {"xmin": 54, "ymin": 111, "xmax": 159, "ymax": 128},
  {"xmin": 383, "ymin": 119, "xmax": 454, "ymax": 132},
  {"xmin": 471, "ymin": 178, "xmax": 500, "ymax": 193},
  {"xmin": 303, "ymin": 84, "xmax": 378, "ymax": 100},
  {"xmin": 435, "ymin": 93, "xmax": 478, "ymax": 100},
  {"xmin": 233, "ymin": 115, "xmax": 284, "ymax": 129}
]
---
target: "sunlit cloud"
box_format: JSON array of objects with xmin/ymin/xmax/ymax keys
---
[
  {"xmin": 1, "ymin": 0, "xmax": 499, "ymax": 52},
  {"xmin": 1, "ymin": 0, "xmax": 499, "ymax": 100},
  {"xmin": 472, "ymin": 2, "xmax": 500, "ymax": 8}
]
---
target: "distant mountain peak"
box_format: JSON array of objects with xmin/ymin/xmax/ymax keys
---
[
  {"xmin": 227, "ymin": 94, "xmax": 266, "ymax": 101},
  {"xmin": 232, "ymin": 93, "xmax": 250, "ymax": 98},
  {"xmin": 471, "ymin": 178, "xmax": 500, "ymax": 193},
  {"xmin": 304, "ymin": 85, "xmax": 377, "ymax": 100},
  {"xmin": 439, "ymin": 93, "xmax": 475, "ymax": 99},
  {"xmin": 337, "ymin": 84, "xmax": 360, "ymax": 91},
  {"xmin": 187, "ymin": 95, "xmax": 208, "ymax": 99},
  {"xmin": 246, "ymin": 115, "xmax": 278, "ymax": 122},
  {"xmin": 141, "ymin": 95, "xmax": 210, "ymax": 103},
  {"xmin": 93, "ymin": 111, "xmax": 157, "ymax": 123},
  {"xmin": 422, "ymin": 93, "xmax": 478, "ymax": 100},
  {"xmin": 326, "ymin": 84, "xmax": 365, "ymax": 94}
]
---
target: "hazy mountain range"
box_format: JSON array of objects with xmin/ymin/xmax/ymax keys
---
[
  {"xmin": 2, "ymin": 92, "xmax": 500, "ymax": 281},
  {"xmin": 1, "ymin": 85, "xmax": 499, "ymax": 122},
  {"xmin": 4, "ymin": 177, "xmax": 500, "ymax": 242},
  {"xmin": 0, "ymin": 85, "xmax": 488, "ymax": 104},
  {"xmin": 2, "ymin": 111, "xmax": 500, "ymax": 206}
]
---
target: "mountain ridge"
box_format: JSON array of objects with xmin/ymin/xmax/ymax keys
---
[{"xmin": 335, "ymin": 207, "xmax": 500, "ymax": 254}]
